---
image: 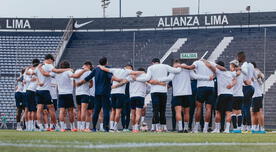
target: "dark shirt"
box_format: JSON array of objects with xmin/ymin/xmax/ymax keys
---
[
  {"xmin": 85, "ymin": 67, "xmax": 112, "ymax": 96},
  {"xmin": 191, "ymin": 80, "xmax": 197, "ymax": 96}
]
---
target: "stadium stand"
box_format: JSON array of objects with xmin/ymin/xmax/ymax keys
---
[
  {"xmin": 0, "ymin": 32, "xmax": 62, "ymax": 125},
  {"xmin": 1, "ymin": 12, "xmax": 276, "ymax": 129},
  {"xmin": 62, "ymin": 27, "xmax": 276, "ymax": 129}
]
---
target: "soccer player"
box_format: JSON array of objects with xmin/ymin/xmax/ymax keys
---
[
  {"xmin": 158, "ymin": 60, "xmax": 213, "ymax": 133},
  {"xmin": 22, "ymin": 67, "xmax": 30, "ymax": 130},
  {"xmin": 121, "ymin": 80, "xmax": 131, "ymax": 132},
  {"xmin": 25, "ymin": 59, "xmax": 40, "ymax": 131},
  {"xmin": 50, "ymin": 61, "xmax": 76, "ymax": 132},
  {"xmin": 86, "ymin": 78, "xmax": 95, "ymax": 132},
  {"xmin": 97, "ymin": 64, "xmax": 143, "ymax": 132},
  {"xmin": 15, "ymin": 69, "xmax": 25, "ymax": 131},
  {"xmin": 204, "ymin": 60, "xmax": 237, "ymax": 133},
  {"xmin": 42, "ymin": 107, "xmax": 50, "ymax": 129},
  {"xmin": 188, "ymin": 74, "xmax": 201, "ymax": 131},
  {"xmin": 251, "ymin": 62, "xmax": 266, "ymax": 133},
  {"xmin": 50, "ymin": 78, "xmax": 58, "ymax": 111},
  {"xmin": 35, "ymin": 54, "xmax": 70, "ymax": 131},
  {"xmin": 237, "ymin": 52, "xmax": 255, "ymax": 132},
  {"xmin": 73, "ymin": 61, "xmax": 93, "ymax": 131},
  {"xmin": 98, "ymin": 109, "xmax": 105, "ymax": 131},
  {"xmin": 110, "ymin": 67, "xmax": 151, "ymax": 132},
  {"xmin": 134, "ymin": 58, "xmax": 182, "ymax": 132},
  {"xmin": 181, "ymin": 59, "xmax": 216, "ymax": 133},
  {"xmin": 77, "ymin": 57, "xmax": 113, "ymax": 132},
  {"xmin": 230, "ymin": 60, "xmax": 244, "ymax": 133},
  {"xmin": 127, "ymin": 68, "xmax": 150, "ymax": 132}
]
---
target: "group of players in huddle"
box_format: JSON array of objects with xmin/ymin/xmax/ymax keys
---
[{"xmin": 14, "ymin": 51, "xmax": 265, "ymax": 133}]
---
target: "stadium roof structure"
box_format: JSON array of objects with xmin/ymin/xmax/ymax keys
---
[{"xmin": 0, "ymin": 11, "xmax": 276, "ymax": 32}]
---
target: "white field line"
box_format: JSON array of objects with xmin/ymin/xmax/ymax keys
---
[{"xmin": 1, "ymin": 142, "xmax": 276, "ymax": 149}]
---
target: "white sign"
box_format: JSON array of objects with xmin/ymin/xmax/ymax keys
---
[
  {"xmin": 6, "ymin": 19, "xmax": 31, "ymax": 29},
  {"xmin": 157, "ymin": 15, "xmax": 229, "ymax": 27},
  {"xmin": 180, "ymin": 53, "xmax": 198, "ymax": 59}
]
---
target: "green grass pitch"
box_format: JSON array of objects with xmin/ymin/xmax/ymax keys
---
[{"xmin": 1, "ymin": 130, "xmax": 276, "ymax": 152}]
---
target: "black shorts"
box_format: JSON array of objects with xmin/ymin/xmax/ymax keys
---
[
  {"xmin": 15, "ymin": 92, "xmax": 24, "ymax": 108},
  {"xmin": 26, "ymin": 90, "xmax": 37, "ymax": 112},
  {"xmin": 172, "ymin": 95, "xmax": 191, "ymax": 108},
  {"xmin": 196, "ymin": 87, "xmax": 215, "ymax": 105},
  {"xmin": 76, "ymin": 95, "xmax": 90, "ymax": 105},
  {"xmin": 130, "ymin": 97, "xmax": 145, "ymax": 109},
  {"xmin": 88, "ymin": 96, "xmax": 95, "ymax": 110},
  {"xmin": 111, "ymin": 94, "xmax": 125, "ymax": 109},
  {"xmin": 252, "ymin": 96, "xmax": 263, "ymax": 112},
  {"xmin": 58, "ymin": 94, "xmax": 75, "ymax": 109},
  {"xmin": 52, "ymin": 99, "xmax": 57, "ymax": 110},
  {"xmin": 151, "ymin": 93, "xmax": 167, "ymax": 105},
  {"xmin": 36, "ymin": 90, "xmax": 53, "ymax": 105},
  {"xmin": 216, "ymin": 94, "xmax": 233, "ymax": 112},
  {"xmin": 43, "ymin": 99, "xmax": 57, "ymax": 110},
  {"xmin": 232, "ymin": 96, "xmax": 243, "ymax": 110}
]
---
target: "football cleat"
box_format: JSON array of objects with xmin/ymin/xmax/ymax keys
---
[
  {"xmin": 71, "ymin": 128, "xmax": 78, "ymax": 132},
  {"xmin": 211, "ymin": 129, "xmax": 220, "ymax": 133}
]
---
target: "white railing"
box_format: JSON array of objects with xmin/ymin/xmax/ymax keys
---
[
  {"xmin": 160, "ymin": 38, "xmax": 187, "ymax": 63},
  {"xmin": 208, "ymin": 37, "xmax": 234, "ymax": 62},
  {"xmin": 54, "ymin": 18, "xmax": 74, "ymax": 66},
  {"xmin": 263, "ymin": 71, "xmax": 276, "ymax": 92}
]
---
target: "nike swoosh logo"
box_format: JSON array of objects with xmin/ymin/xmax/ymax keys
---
[{"xmin": 74, "ymin": 20, "xmax": 94, "ymax": 29}]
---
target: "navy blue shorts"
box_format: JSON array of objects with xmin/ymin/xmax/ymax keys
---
[
  {"xmin": 36, "ymin": 90, "xmax": 53, "ymax": 105},
  {"xmin": 252, "ymin": 96, "xmax": 263, "ymax": 112},
  {"xmin": 111, "ymin": 94, "xmax": 125, "ymax": 109},
  {"xmin": 58, "ymin": 94, "xmax": 75, "ymax": 109},
  {"xmin": 88, "ymin": 96, "xmax": 95, "ymax": 110},
  {"xmin": 243, "ymin": 86, "xmax": 254, "ymax": 104},
  {"xmin": 22, "ymin": 92, "xmax": 28, "ymax": 108},
  {"xmin": 232, "ymin": 96, "xmax": 243, "ymax": 110},
  {"xmin": 15, "ymin": 92, "xmax": 24, "ymax": 108},
  {"xmin": 172, "ymin": 95, "xmax": 191, "ymax": 108},
  {"xmin": 26, "ymin": 90, "xmax": 37, "ymax": 112},
  {"xmin": 130, "ymin": 97, "xmax": 145, "ymax": 109},
  {"xmin": 216, "ymin": 94, "xmax": 233, "ymax": 112},
  {"xmin": 76, "ymin": 95, "xmax": 90, "ymax": 105},
  {"xmin": 196, "ymin": 87, "xmax": 215, "ymax": 105}
]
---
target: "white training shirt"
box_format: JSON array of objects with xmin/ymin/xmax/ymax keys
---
[
  {"xmin": 75, "ymin": 69, "xmax": 91, "ymax": 96},
  {"xmin": 253, "ymin": 69, "xmax": 263, "ymax": 98},
  {"xmin": 216, "ymin": 69, "xmax": 236, "ymax": 95},
  {"xmin": 192, "ymin": 60, "xmax": 215, "ymax": 88},
  {"xmin": 233, "ymin": 73, "xmax": 244, "ymax": 97},
  {"xmin": 159, "ymin": 69, "xmax": 210, "ymax": 96},
  {"xmin": 89, "ymin": 78, "xmax": 95, "ymax": 97},
  {"xmin": 22, "ymin": 71, "xmax": 29, "ymax": 93},
  {"xmin": 26, "ymin": 68, "xmax": 37, "ymax": 92},
  {"xmin": 16, "ymin": 80, "xmax": 24, "ymax": 92},
  {"xmin": 136, "ymin": 64, "xmax": 181, "ymax": 93},
  {"xmin": 35, "ymin": 63, "xmax": 54, "ymax": 91},
  {"xmin": 127, "ymin": 74, "xmax": 150, "ymax": 98},
  {"xmin": 49, "ymin": 77, "xmax": 58, "ymax": 99},
  {"xmin": 241, "ymin": 62, "xmax": 255, "ymax": 86},
  {"xmin": 110, "ymin": 68, "xmax": 132, "ymax": 94},
  {"xmin": 51, "ymin": 71, "xmax": 74, "ymax": 95}
]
